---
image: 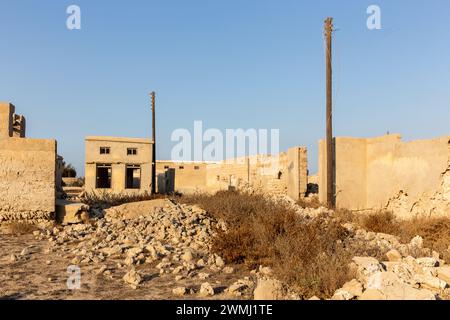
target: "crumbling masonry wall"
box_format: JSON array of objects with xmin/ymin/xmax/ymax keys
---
[
  {"xmin": 0, "ymin": 102, "xmax": 56, "ymax": 222},
  {"xmin": 319, "ymin": 134, "xmax": 450, "ymax": 219},
  {"xmin": 157, "ymin": 147, "xmax": 308, "ymax": 200}
]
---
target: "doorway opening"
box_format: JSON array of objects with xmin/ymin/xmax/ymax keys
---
[
  {"xmin": 126, "ymin": 165, "xmax": 141, "ymax": 189},
  {"xmin": 96, "ymin": 164, "xmax": 112, "ymax": 189}
]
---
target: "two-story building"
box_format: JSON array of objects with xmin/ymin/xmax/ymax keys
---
[{"xmin": 85, "ymin": 136, "xmax": 153, "ymax": 194}]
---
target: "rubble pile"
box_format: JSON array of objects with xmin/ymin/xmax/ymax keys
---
[
  {"xmin": 32, "ymin": 199, "xmax": 244, "ymax": 295},
  {"xmin": 332, "ymin": 255, "xmax": 450, "ymax": 300}
]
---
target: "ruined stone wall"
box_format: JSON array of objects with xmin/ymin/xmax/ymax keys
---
[
  {"xmin": 0, "ymin": 138, "xmax": 56, "ymax": 222},
  {"xmin": 157, "ymin": 146, "xmax": 308, "ymax": 200},
  {"xmin": 318, "ymin": 134, "xmax": 450, "ymax": 219},
  {"xmin": 206, "ymin": 153, "xmax": 290, "ymax": 195},
  {"xmin": 0, "ymin": 102, "xmax": 14, "ymax": 138},
  {"xmin": 286, "ymin": 147, "xmax": 308, "ymax": 200}
]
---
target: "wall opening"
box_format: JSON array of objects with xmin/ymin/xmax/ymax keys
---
[
  {"xmin": 96, "ymin": 164, "xmax": 112, "ymax": 188},
  {"xmin": 100, "ymin": 147, "xmax": 110, "ymax": 154},
  {"xmin": 126, "ymin": 165, "xmax": 141, "ymax": 189},
  {"xmin": 127, "ymin": 148, "xmax": 137, "ymax": 156}
]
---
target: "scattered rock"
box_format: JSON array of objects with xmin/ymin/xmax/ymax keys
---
[
  {"xmin": 226, "ymin": 278, "xmax": 254, "ymax": 297},
  {"xmin": 173, "ymin": 287, "xmax": 188, "ymax": 296},
  {"xmin": 386, "ymin": 249, "xmax": 402, "ymax": 262},
  {"xmin": 342, "ymin": 279, "xmax": 363, "ymax": 297},
  {"xmin": 182, "ymin": 250, "xmax": 194, "ymax": 262},
  {"xmin": 198, "ymin": 272, "xmax": 210, "ymax": 280},
  {"xmin": 215, "ymin": 256, "xmax": 225, "ymax": 268},
  {"xmin": 359, "ymin": 289, "xmax": 386, "ymax": 300},
  {"xmin": 123, "ymin": 269, "xmax": 143, "ymax": 288},
  {"xmin": 199, "ymin": 282, "xmax": 215, "ymax": 297},
  {"xmin": 222, "ymin": 266, "xmax": 234, "ymax": 274},
  {"xmin": 436, "ymin": 266, "xmax": 450, "ymax": 284},
  {"xmin": 414, "ymin": 274, "xmax": 448, "ymax": 290},
  {"xmin": 254, "ymin": 278, "xmax": 285, "ymax": 300},
  {"xmin": 410, "ymin": 236, "xmax": 424, "ymax": 249},
  {"xmin": 352, "ymin": 256, "xmax": 384, "ymax": 281},
  {"xmin": 258, "ymin": 266, "xmax": 274, "ymax": 277},
  {"xmin": 55, "ymin": 200, "xmax": 90, "ymax": 225},
  {"xmin": 416, "ymin": 257, "xmax": 439, "ymax": 268}
]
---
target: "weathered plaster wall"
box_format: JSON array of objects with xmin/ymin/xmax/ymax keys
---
[
  {"xmin": 156, "ymin": 161, "xmax": 208, "ymax": 194},
  {"xmin": 85, "ymin": 136, "xmax": 152, "ymax": 194},
  {"xmin": 0, "ymin": 138, "xmax": 56, "ymax": 221},
  {"xmin": 318, "ymin": 134, "xmax": 450, "ymax": 218},
  {"xmin": 287, "ymin": 147, "xmax": 308, "ymax": 200},
  {"xmin": 319, "ymin": 137, "xmax": 367, "ymax": 209},
  {"xmin": 0, "ymin": 102, "xmax": 15, "ymax": 138},
  {"xmin": 376, "ymin": 136, "xmax": 450, "ymax": 218}
]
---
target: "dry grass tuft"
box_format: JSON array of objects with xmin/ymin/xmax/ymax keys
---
[{"xmin": 296, "ymin": 196, "xmax": 322, "ymax": 209}]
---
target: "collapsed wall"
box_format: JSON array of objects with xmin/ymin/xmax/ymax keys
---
[
  {"xmin": 0, "ymin": 102, "xmax": 56, "ymax": 222},
  {"xmin": 319, "ymin": 134, "xmax": 450, "ymax": 219}
]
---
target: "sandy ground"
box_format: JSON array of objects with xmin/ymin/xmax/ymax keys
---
[{"xmin": 0, "ymin": 233, "xmax": 253, "ymax": 300}]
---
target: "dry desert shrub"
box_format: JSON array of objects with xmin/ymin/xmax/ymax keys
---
[
  {"xmin": 296, "ymin": 196, "xmax": 322, "ymax": 209},
  {"xmin": 180, "ymin": 190, "xmax": 357, "ymax": 299},
  {"xmin": 359, "ymin": 210, "xmax": 400, "ymax": 235}
]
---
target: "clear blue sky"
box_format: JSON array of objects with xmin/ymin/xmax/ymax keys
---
[{"xmin": 1, "ymin": 0, "xmax": 449, "ymax": 175}]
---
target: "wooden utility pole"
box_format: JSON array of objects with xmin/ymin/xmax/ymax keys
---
[
  {"xmin": 151, "ymin": 91, "xmax": 156, "ymax": 194},
  {"xmin": 324, "ymin": 17, "xmax": 334, "ymax": 208}
]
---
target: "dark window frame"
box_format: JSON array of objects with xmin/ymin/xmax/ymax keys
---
[
  {"xmin": 127, "ymin": 148, "xmax": 138, "ymax": 156},
  {"xmin": 100, "ymin": 147, "xmax": 111, "ymax": 155}
]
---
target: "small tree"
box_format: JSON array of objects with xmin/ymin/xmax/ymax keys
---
[{"xmin": 62, "ymin": 163, "xmax": 77, "ymax": 178}]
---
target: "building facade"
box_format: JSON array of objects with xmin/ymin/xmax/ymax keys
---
[
  {"xmin": 318, "ymin": 134, "xmax": 450, "ymax": 218},
  {"xmin": 85, "ymin": 136, "xmax": 153, "ymax": 194}
]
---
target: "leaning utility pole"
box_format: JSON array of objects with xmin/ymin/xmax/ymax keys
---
[
  {"xmin": 150, "ymin": 91, "xmax": 156, "ymax": 194},
  {"xmin": 324, "ymin": 17, "xmax": 334, "ymax": 208}
]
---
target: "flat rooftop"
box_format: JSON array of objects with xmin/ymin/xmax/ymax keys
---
[{"xmin": 85, "ymin": 136, "xmax": 153, "ymax": 144}]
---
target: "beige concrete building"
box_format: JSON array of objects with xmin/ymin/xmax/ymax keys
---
[
  {"xmin": 85, "ymin": 136, "xmax": 153, "ymax": 194},
  {"xmin": 318, "ymin": 134, "xmax": 450, "ymax": 218},
  {"xmin": 0, "ymin": 102, "xmax": 57, "ymax": 222},
  {"xmin": 156, "ymin": 161, "xmax": 208, "ymax": 194}
]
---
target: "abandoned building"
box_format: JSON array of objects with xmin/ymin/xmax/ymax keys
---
[
  {"xmin": 0, "ymin": 102, "xmax": 58, "ymax": 222},
  {"xmin": 319, "ymin": 134, "xmax": 450, "ymax": 218},
  {"xmin": 84, "ymin": 137, "xmax": 309, "ymax": 200},
  {"xmin": 84, "ymin": 136, "xmax": 153, "ymax": 193},
  {"xmin": 155, "ymin": 146, "xmax": 308, "ymax": 199}
]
